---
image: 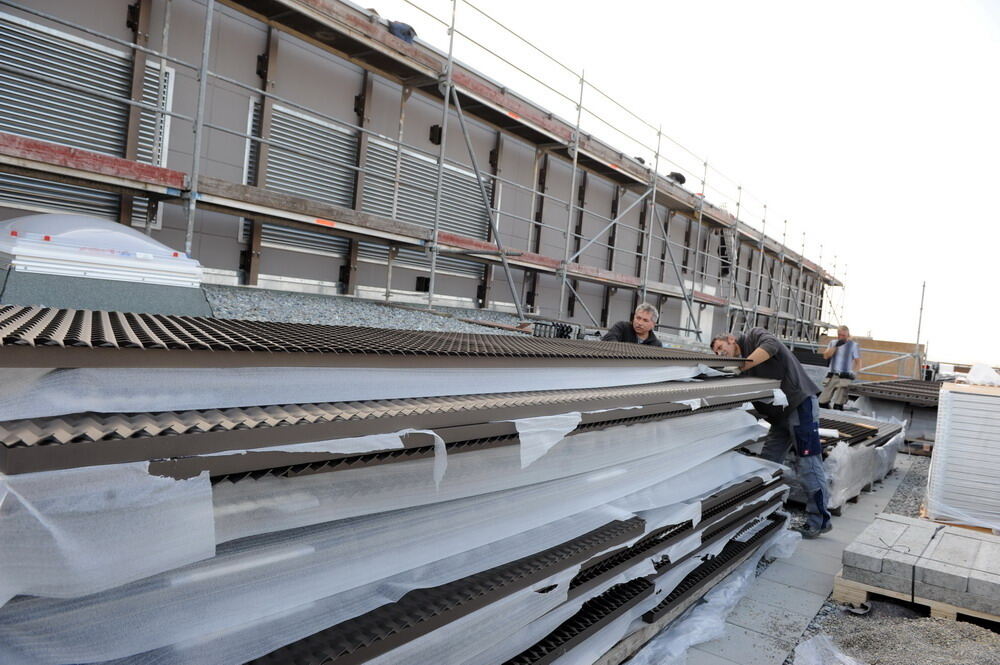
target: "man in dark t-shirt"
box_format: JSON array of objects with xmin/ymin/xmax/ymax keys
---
[
  {"xmin": 601, "ymin": 303, "xmax": 662, "ymax": 347},
  {"xmin": 712, "ymin": 327, "xmax": 832, "ymax": 539}
]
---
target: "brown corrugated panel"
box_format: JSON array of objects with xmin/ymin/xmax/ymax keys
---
[
  {"xmin": 0, "ymin": 305, "xmax": 739, "ymax": 367},
  {"xmin": 0, "ymin": 377, "xmax": 779, "ymax": 475},
  {"xmin": 848, "ymin": 379, "xmax": 943, "ymax": 407}
]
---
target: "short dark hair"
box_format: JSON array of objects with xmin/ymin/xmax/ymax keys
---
[{"xmin": 711, "ymin": 333, "xmax": 734, "ymax": 348}]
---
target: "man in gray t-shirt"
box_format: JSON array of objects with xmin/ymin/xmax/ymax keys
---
[{"xmin": 712, "ymin": 327, "xmax": 831, "ymax": 539}]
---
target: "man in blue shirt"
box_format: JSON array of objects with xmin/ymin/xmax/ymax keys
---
[
  {"xmin": 712, "ymin": 327, "xmax": 832, "ymax": 539},
  {"xmin": 819, "ymin": 325, "xmax": 861, "ymax": 410}
]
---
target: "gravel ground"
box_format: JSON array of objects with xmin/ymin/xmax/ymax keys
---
[
  {"xmin": 203, "ymin": 285, "xmax": 520, "ymax": 334},
  {"xmin": 884, "ymin": 454, "xmax": 930, "ymax": 518}
]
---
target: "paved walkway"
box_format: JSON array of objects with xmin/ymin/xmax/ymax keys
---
[{"xmin": 688, "ymin": 454, "xmax": 915, "ymax": 665}]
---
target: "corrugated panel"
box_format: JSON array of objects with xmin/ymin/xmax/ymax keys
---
[
  {"xmin": 0, "ymin": 13, "xmax": 130, "ymax": 218},
  {"xmin": 359, "ymin": 138, "xmax": 490, "ymax": 277},
  {"xmin": 242, "ymin": 104, "xmax": 353, "ymax": 255},
  {"xmin": 0, "ymin": 304, "xmax": 737, "ymax": 362}
]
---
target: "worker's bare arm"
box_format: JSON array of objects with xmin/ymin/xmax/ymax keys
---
[{"xmin": 742, "ymin": 347, "xmax": 772, "ymax": 371}]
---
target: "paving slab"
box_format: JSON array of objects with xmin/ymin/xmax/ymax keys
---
[
  {"xmin": 760, "ymin": 560, "xmax": 835, "ymax": 596},
  {"xmin": 725, "ymin": 596, "xmax": 813, "ymax": 638},
  {"xmin": 687, "ymin": 647, "xmax": 741, "ymax": 665},
  {"xmin": 742, "ymin": 576, "xmax": 828, "ymax": 618},
  {"xmin": 784, "ymin": 547, "xmax": 844, "ymax": 576},
  {"xmin": 696, "ymin": 624, "xmax": 794, "ymax": 665}
]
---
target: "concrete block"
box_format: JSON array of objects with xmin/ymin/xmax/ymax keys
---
[
  {"xmin": 967, "ymin": 569, "xmax": 1000, "ymax": 603},
  {"xmin": 972, "ymin": 540, "xmax": 1000, "ymax": 576},
  {"xmin": 882, "ymin": 548, "xmax": 921, "ymax": 579},
  {"xmin": 925, "ymin": 531, "xmax": 981, "ymax": 569},
  {"xmin": 912, "ymin": 582, "xmax": 999, "ymax": 616},
  {"xmin": 854, "ymin": 518, "xmax": 905, "ymax": 548},
  {"xmin": 918, "ymin": 558, "xmax": 970, "ymax": 592},
  {"xmin": 842, "ymin": 542, "xmax": 888, "ymax": 573},
  {"xmin": 841, "ymin": 565, "xmax": 912, "ymax": 596}
]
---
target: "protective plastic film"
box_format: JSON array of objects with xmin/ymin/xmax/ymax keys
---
[
  {"xmin": 0, "ymin": 452, "xmax": 779, "ymax": 665},
  {"xmin": 511, "ymin": 412, "xmax": 583, "ymax": 468},
  {"xmin": 213, "ymin": 409, "xmax": 768, "ymax": 543},
  {"xmin": 0, "ymin": 463, "xmax": 214, "ymax": 607},
  {"xmin": 0, "ymin": 364, "xmax": 712, "ymax": 421}
]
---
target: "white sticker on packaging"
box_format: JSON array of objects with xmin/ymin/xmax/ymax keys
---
[{"xmin": 510, "ymin": 412, "xmax": 583, "ymax": 468}]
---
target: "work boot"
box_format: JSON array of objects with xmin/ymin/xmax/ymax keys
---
[
  {"xmin": 819, "ymin": 402, "xmax": 830, "ymax": 410},
  {"xmin": 795, "ymin": 522, "xmax": 832, "ymax": 539},
  {"xmin": 833, "ymin": 404, "xmax": 844, "ymax": 411}
]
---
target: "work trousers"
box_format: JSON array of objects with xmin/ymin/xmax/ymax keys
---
[
  {"xmin": 760, "ymin": 396, "xmax": 831, "ymax": 531},
  {"xmin": 819, "ymin": 375, "xmax": 853, "ymax": 407}
]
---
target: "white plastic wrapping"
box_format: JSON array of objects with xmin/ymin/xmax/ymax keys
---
[
  {"xmin": 824, "ymin": 441, "xmax": 878, "ymax": 509},
  {"xmin": 772, "ymin": 388, "xmax": 789, "ymax": 407},
  {"xmin": 675, "ymin": 398, "xmax": 704, "ymax": 410},
  {"xmin": 793, "ymin": 634, "xmax": 868, "ymax": 665},
  {"xmin": 510, "ymin": 412, "xmax": 582, "ymax": 468},
  {"xmin": 0, "ymin": 363, "xmax": 712, "ymax": 421},
  {"xmin": 0, "ymin": 463, "xmax": 214, "ymax": 607},
  {"xmin": 873, "ymin": 431, "xmax": 904, "ymax": 482},
  {"xmin": 0, "ymin": 450, "xmax": 775, "ymax": 664},
  {"xmin": 548, "ymin": 509, "xmax": 792, "ymax": 665},
  {"xmin": 965, "ymin": 363, "xmax": 1000, "ymax": 386},
  {"xmin": 926, "ymin": 389, "xmax": 1000, "ymax": 531},
  {"xmin": 212, "ymin": 409, "xmax": 768, "ymax": 543},
  {"xmin": 620, "ymin": 526, "xmax": 799, "ymax": 665}
]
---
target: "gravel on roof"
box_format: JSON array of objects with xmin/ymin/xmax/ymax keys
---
[{"xmin": 203, "ymin": 285, "xmax": 520, "ymax": 335}]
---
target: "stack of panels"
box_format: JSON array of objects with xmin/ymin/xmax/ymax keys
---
[
  {"xmin": 0, "ymin": 305, "xmax": 792, "ymax": 665},
  {"xmin": 849, "ymin": 379, "xmax": 942, "ymax": 444},
  {"xmin": 926, "ymin": 383, "xmax": 1000, "ymax": 531},
  {"xmin": 780, "ymin": 409, "xmax": 904, "ymax": 510}
]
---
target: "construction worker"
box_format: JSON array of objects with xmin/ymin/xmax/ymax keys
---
[
  {"xmin": 602, "ymin": 303, "xmax": 663, "ymax": 347},
  {"xmin": 819, "ymin": 325, "xmax": 861, "ymax": 410},
  {"xmin": 711, "ymin": 327, "xmax": 832, "ymax": 539}
]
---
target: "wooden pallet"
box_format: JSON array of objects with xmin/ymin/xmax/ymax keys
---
[
  {"xmin": 916, "ymin": 505, "xmax": 998, "ymax": 536},
  {"xmin": 833, "ymin": 572, "xmax": 1000, "ymax": 624}
]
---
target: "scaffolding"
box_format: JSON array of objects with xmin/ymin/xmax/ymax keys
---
[{"xmin": 0, "ymin": 0, "xmax": 841, "ymax": 341}]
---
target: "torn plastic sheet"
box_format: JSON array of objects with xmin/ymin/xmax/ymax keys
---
[
  {"xmin": 212, "ymin": 409, "xmax": 768, "ymax": 543},
  {"xmin": 0, "ymin": 463, "xmax": 214, "ymax": 607},
  {"xmin": 510, "ymin": 412, "xmax": 583, "ymax": 468},
  {"xmin": 0, "ymin": 363, "xmax": 713, "ymax": 421},
  {"xmin": 626, "ymin": 526, "xmax": 799, "ymax": 665},
  {"xmin": 0, "ymin": 450, "xmax": 775, "ymax": 663},
  {"xmin": 482, "ymin": 506, "xmax": 789, "ymax": 665},
  {"xmin": 675, "ymin": 398, "xmax": 705, "ymax": 410},
  {"xmin": 793, "ymin": 634, "xmax": 868, "ymax": 665}
]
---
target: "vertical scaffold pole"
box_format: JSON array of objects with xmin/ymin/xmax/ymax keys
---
[
  {"xmin": 752, "ymin": 207, "xmax": 767, "ymax": 327},
  {"xmin": 914, "ymin": 280, "xmax": 926, "ymax": 379},
  {"xmin": 427, "ymin": 0, "xmax": 458, "ymax": 310},
  {"xmin": 183, "ymin": 0, "xmax": 214, "ymax": 257},
  {"xmin": 639, "ymin": 130, "xmax": 663, "ymax": 303},
  {"xmin": 559, "ymin": 71, "xmax": 585, "ymax": 319},
  {"xmin": 691, "ymin": 161, "xmax": 708, "ymax": 332},
  {"xmin": 147, "ymin": 0, "xmax": 172, "ymax": 236}
]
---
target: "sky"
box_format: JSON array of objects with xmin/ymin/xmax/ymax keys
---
[{"xmin": 372, "ymin": 0, "xmax": 1000, "ymax": 364}]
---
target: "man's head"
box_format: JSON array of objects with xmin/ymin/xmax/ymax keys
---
[
  {"xmin": 632, "ymin": 303, "xmax": 658, "ymax": 337},
  {"xmin": 837, "ymin": 325, "xmax": 851, "ymax": 341},
  {"xmin": 711, "ymin": 333, "xmax": 742, "ymax": 357}
]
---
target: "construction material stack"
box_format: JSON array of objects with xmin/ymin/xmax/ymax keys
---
[
  {"xmin": 926, "ymin": 382, "xmax": 1000, "ymax": 532},
  {"xmin": 849, "ymin": 378, "xmax": 942, "ymax": 449},
  {"xmin": 0, "ymin": 305, "xmax": 794, "ymax": 665}
]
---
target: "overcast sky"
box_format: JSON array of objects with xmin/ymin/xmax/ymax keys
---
[{"xmin": 374, "ymin": 0, "xmax": 1000, "ymax": 365}]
